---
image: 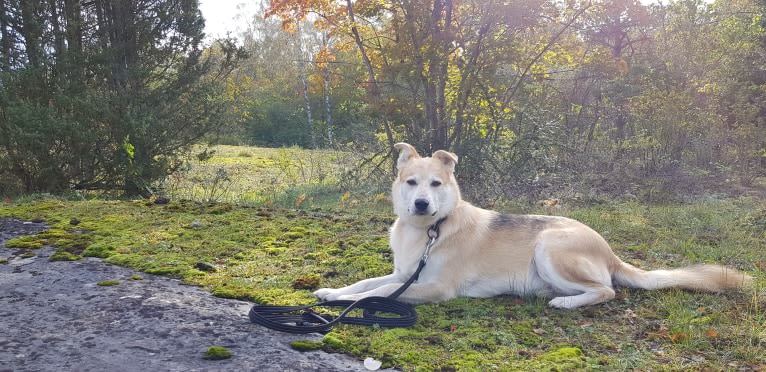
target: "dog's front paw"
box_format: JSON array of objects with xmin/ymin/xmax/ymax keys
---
[
  {"xmin": 548, "ymin": 296, "xmax": 574, "ymax": 309},
  {"xmin": 313, "ymin": 288, "xmax": 338, "ymax": 301}
]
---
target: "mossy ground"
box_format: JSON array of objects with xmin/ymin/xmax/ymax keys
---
[
  {"xmin": 1, "ymin": 145, "xmax": 764, "ymax": 371},
  {"xmin": 203, "ymin": 345, "xmax": 232, "ymax": 360},
  {"xmin": 97, "ymin": 279, "xmax": 120, "ymax": 286}
]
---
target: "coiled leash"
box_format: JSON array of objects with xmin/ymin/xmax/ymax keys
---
[{"xmin": 249, "ymin": 218, "xmax": 446, "ymax": 334}]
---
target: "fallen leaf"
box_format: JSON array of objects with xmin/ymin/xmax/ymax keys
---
[
  {"xmin": 533, "ymin": 328, "xmax": 546, "ymax": 335},
  {"xmin": 669, "ymin": 332, "xmax": 688, "ymax": 343},
  {"xmin": 647, "ymin": 330, "xmax": 669, "ymax": 341},
  {"xmin": 705, "ymin": 329, "xmax": 718, "ymax": 339}
]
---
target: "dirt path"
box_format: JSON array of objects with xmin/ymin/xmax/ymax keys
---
[{"xmin": 0, "ymin": 218, "xmax": 370, "ymax": 372}]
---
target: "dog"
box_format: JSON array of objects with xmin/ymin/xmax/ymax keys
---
[{"xmin": 314, "ymin": 143, "xmax": 753, "ymax": 308}]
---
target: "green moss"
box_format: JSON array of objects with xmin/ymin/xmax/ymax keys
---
[
  {"xmin": 82, "ymin": 242, "xmax": 116, "ymax": 258},
  {"xmin": 205, "ymin": 203, "xmax": 234, "ymax": 215},
  {"xmin": 537, "ymin": 346, "xmax": 586, "ymax": 370},
  {"xmin": 211, "ymin": 286, "xmax": 255, "ymax": 301},
  {"xmin": 0, "ymin": 258, "xmax": 8, "ymax": 264},
  {"xmin": 289, "ymin": 340, "xmax": 324, "ymax": 352},
  {"xmin": 6, "ymin": 229, "xmax": 93, "ymax": 255},
  {"xmin": 203, "ymin": 346, "xmax": 232, "ymax": 360},
  {"xmin": 321, "ymin": 334, "xmax": 347, "ymax": 351},
  {"xmin": 20, "ymin": 251, "xmax": 36, "ymax": 258},
  {"xmin": 541, "ymin": 346, "xmax": 583, "ymax": 361},
  {"xmin": 5, "ymin": 236, "xmax": 44, "ymax": 249},
  {"xmin": 49, "ymin": 250, "xmax": 82, "ymax": 261},
  {"xmin": 129, "ymin": 274, "xmax": 143, "ymax": 280},
  {"xmin": 510, "ymin": 320, "xmax": 545, "ymax": 346},
  {"xmin": 264, "ymin": 247, "xmax": 285, "ymax": 256},
  {"xmin": 97, "ymin": 279, "xmax": 120, "ymax": 286},
  {"xmin": 447, "ymin": 350, "xmax": 486, "ymax": 370},
  {"xmin": 282, "ymin": 231, "xmax": 303, "ymax": 240},
  {"xmin": 104, "ymin": 253, "xmax": 145, "ymax": 268},
  {"xmin": 144, "ymin": 266, "xmax": 182, "ymax": 276}
]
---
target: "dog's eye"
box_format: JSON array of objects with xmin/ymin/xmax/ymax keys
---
[
  {"xmin": 406, "ymin": 179, "xmax": 417, "ymax": 186},
  {"xmin": 431, "ymin": 181, "xmax": 442, "ymax": 187}
]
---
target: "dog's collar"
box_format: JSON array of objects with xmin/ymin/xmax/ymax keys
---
[{"xmin": 427, "ymin": 216, "xmax": 448, "ymax": 240}]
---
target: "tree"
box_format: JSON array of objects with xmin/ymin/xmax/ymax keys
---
[{"xmin": 0, "ymin": 0, "xmax": 245, "ymax": 194}]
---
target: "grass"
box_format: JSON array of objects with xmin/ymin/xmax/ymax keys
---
[
  {"xmin": 1, "ymin": 145, "xmax": 764, "ymax": 371},
  {"xmin": 160, "ymin": 145, "xmax": 378, "ymax": 207}
]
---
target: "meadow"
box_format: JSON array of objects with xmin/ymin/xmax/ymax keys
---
[{"xmin": 1, "ymin": 145, "xmax": 764, "ymax": 371}]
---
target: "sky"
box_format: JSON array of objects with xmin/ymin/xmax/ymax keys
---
[
  {"xmin": 198, "ymin": 0, "xmax": 255, "ymax": 41},
  {"xmin": 198, "ymin": 0, "xmax": 666, "ymax": 41}
]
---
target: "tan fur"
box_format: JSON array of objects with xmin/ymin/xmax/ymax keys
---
[{"xmin": 314, "ymin": 143, "xmax": 753, "ymax": 308}]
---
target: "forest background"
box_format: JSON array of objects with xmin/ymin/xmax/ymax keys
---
[{"xmin": 0, "ymin": 0, "xmax": 764, "ymax": 203}]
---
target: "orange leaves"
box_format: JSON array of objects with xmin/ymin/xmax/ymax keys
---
[
  {"xmin": 668, "ymin": 332, "xmax": 688, "ymax": 343},
  {"xmin": 647, "ymin": 328, "xmax": 688, "ymax": 343},
  {"xmin": 704, "ymin": 329, "xmax": 718, "ymax": 339},
  {"xmin": 315, "ymin": 47, "xmax": 336, "ymax": 69},
  {"xmin": 265, "ymin": 0, "xmax": 351, "ymax": 32},
  {"xmin": 264, "ymin": 0, "xmax": 321, "ymax": 33}
]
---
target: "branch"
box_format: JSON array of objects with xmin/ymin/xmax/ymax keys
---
[{"xmin": 501, "ymin": 3, "xmax": 592, "ymax": 108}]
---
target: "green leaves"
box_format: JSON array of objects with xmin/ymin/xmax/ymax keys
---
[{"xmin": 123, "ymin": 136, "xmax": 135, "ymax": 164}]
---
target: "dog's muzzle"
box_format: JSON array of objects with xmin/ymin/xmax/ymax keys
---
[{"xmin": 413, "ymin": 199, "xmax": 437, "ymax": 216}]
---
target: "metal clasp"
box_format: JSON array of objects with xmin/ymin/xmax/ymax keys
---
[
  {"xmin": 422, "ymin": 235, "xmax": 437, "ymax": 264},
  {"xmin": 422, "ymin": 217, "xmax": 445, "ymax": 264}
]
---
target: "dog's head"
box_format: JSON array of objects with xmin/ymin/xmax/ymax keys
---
[{"xmin": 392, "ymin": 143, "xmax": 460, "ymax": 226}]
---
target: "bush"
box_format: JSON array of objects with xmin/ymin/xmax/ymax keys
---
[{"xmin": 0, "ymin": 2, "xmax": 246, "ymax": 196}]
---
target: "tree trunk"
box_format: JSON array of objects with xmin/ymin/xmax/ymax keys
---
[
  {"xmin": 301, "ymin": 67, "xmax": 315, "ymax": 147},
  {"xmin": 295, "ymin": 23, "xmax": 315, "ymax": 148},
  {"xmin": 429, "ymin": 0, "xmax": 452, "ymax": 151},
  {"xmin": 322, "ymin": 65, "xmax": 333, "ymax": 145},
  {"xmin": 0, "ymin": 0, "xmax": 12, "ymax": 70},
  {"xmin": 50, "ymin": 0, "xmax": 64, "ymax": 60},
  {"xmin": 345, "ymin": 0, "xmax": 395, "ymax": 171},
  {"xmin": 64, "ymin": 0, "xmax": 83, "ymax": 84},
  {"xmin": 20, "ymin": 0, "xmax": 42, "ymax": 68},
  {"xmin": 321, "ymin": 32, "xmax": 333, "ymax": 145}
]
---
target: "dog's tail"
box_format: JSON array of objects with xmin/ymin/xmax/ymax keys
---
[{"xmin": 612, "ymin": 261, "xmax": 752, "ymax": 292}]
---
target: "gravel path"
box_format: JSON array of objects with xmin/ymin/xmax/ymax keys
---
[{"xmin": 0, "ymin": 218, "xmax": 371, "ymax": 372}]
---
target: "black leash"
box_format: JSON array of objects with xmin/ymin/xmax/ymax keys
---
[{"xmin": 249, "ymin": 217, "xmax": 446, "ymax": 334}]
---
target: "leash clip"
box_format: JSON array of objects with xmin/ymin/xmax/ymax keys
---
[
  {"xmin": 422, "ymin": 236, "xmax": 436, "ymax": 264},
  {"xmin": 422, "ymin": 217, "xmax": 445, "ymax": 264}
]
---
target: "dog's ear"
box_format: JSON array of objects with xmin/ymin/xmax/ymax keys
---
[
  {"xmin": 394, "ymin": 142, "xmax": 420, "ymax": 170},
  {"xmin": 432, "ymin": 150, "xmax": 458, "ymax": 173}
]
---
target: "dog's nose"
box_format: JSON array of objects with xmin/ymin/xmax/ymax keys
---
[{"xmin": 414, "ymin": 199, "xmax": 429, "ymax": 212}]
